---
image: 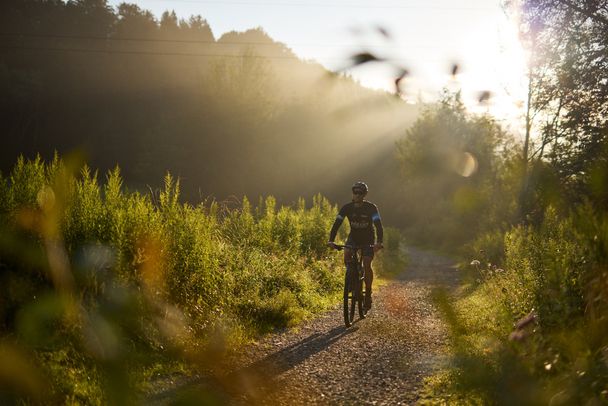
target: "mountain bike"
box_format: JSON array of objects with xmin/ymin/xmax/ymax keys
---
[{"xmin": 331, "ymin": 244, "xmax": 371, "ymax": 327}]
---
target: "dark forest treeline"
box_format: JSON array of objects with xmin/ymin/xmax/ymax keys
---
[{"xmin": 0, "ymin": 0, "xmax": 417, "ymax": 222}]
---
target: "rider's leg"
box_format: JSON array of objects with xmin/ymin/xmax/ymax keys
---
[
  {"xmin": 343, "ymin": 248, "xmax": 353, "ymax": 266},
  {"xmin": 363, "ymin": 256, "xmax": 373, "ymax": 308}
]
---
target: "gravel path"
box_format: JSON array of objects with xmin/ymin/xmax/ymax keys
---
[{"xmin": 149, "ymin": 247, "xmax": 459, "ymax": 405}]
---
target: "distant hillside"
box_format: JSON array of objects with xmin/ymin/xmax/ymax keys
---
[{"xmin": 0, "ymin": 0, "xmax": 418, "ymax": 223}]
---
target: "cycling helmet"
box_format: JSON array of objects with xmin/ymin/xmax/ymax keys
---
[{"xmin": 351, "ymin": 181, "xmax": 368, "ymax": 194}]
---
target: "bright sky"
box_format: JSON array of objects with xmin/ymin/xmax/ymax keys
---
[{"xmin": 107, "ymin": 0, "xmax": 528, "ymax": 134}]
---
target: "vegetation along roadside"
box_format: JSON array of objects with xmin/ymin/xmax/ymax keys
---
[{"xmin": 0, "ymin": 155, "xmax": 406, "ymax": 404}]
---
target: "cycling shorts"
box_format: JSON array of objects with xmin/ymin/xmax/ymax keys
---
[{"xmin": 346, "ymin": 236, "xmax": 375, "ymax": 258}]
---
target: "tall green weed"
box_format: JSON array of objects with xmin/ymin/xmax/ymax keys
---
[{"xmin": 0, "ymin": 156, "xmax": 345, "ymax": 404}]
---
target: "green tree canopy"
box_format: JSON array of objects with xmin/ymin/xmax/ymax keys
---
[
  {"xmin": 515, "ymin": 0, "xmax": 608, "ymax": 205},
  {"xmin": 396, "ymin": 92, "xmax": 517, "ymax": 248}
]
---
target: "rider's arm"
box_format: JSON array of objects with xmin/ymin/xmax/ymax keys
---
[
  {"xmin": 328, "ymin": 206, "xmax": 347, "ymax": 242},
  {"xmin": 372, "ymin": 208, "xmax": 383, "ymax": 244}
]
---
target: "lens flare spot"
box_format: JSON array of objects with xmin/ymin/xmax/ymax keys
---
[{"xmin": 455, "ymin": 152, "xmax": 478, "ymax": 177}]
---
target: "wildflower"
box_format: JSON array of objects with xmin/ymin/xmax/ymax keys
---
[
  {"xmin": 509, "ymin": 330, "xmax": 528, "ymax": 341},
  {"xmin": 470, "ymin": 260, "xmax": 480, "ymax": 266},
  {"xmin": 514, "ymin": 310, "xmax": 538, "ymax": 330},
  {"xmin": 509, "ymin": 309, "xmax": 538, "ymax": 342}
]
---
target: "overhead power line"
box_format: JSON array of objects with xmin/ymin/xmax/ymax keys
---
[
  {"xmin": 1, "ymin": 31, "xmax": 281, "ymax": 46},
  {"xmin": 0, "ymin": 32, "xmax": 436, "ymax": 50},
  {"xmin": 0, "ymin": 44, "xmax": 302, "ymax": 59},
  {"xmin": 0, "ymin": 43, "xmax": 447, "ymax": 63}
]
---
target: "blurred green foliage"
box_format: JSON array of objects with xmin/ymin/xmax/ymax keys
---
[
  {"xmin": 396, "ymin": 92, "xmax": 520, "ymax": 252},
  {"xmin": 0, "ymin": 155, "xmax": 346, "ymax": 404}
]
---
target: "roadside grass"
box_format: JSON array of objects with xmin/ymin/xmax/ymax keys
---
[
  {"xmin": 420, "ymin": 284, "xmax": 527, "ymax": 405},
  {"xmin": 0, "ymin": 155, "xmax": 347, "ymax": 404},
  {"xmin": 421, "ymin": 205, "xmax": 608, "ymax": 405}
]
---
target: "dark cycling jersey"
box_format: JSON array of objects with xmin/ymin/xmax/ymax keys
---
[{"xmin": 329, "ymin": 201, "xmax": 383, "ymax": 245}]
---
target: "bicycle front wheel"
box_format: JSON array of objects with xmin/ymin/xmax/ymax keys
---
[{"xmin": 343, "ymin": 267, "xmax": 357, "ymax": 327}]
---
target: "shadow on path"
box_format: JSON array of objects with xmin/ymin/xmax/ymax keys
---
[
  {"xmin": 218, "ymin": 324, "xmax": 358, "ymax": 401},
  {"xmin": 149, "ymin": 321, "xmax": 359, "ymax": 404},
  {"xmin": 235, "ymin": 324, "xmax": 357, "ymax": 376}
]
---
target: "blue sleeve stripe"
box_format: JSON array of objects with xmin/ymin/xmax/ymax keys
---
[
  {"xmin": 372, "ymin": 213, "xmax": 381, "ymax": 221},
  {"xmin": 336, "ymin": 214, "xmax": 344, "ymax": 221}
]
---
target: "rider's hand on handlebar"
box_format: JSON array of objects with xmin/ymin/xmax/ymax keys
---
[{"xmin": 373, "ymin": 243, "xmax": 383, "ymax": 253}]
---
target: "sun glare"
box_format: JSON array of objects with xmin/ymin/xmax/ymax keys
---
[
  {"xmin": 451, "ymin": 6, "xmax": 528, "ymax": 131},
  {"xmin": 334, "ymin": 2, "xmax": 528, "ymax": 133}
]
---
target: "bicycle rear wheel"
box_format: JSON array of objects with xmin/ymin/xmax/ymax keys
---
[{"xmin": 358, "ymin": 280, "xmax": 365, "ymax": 319}]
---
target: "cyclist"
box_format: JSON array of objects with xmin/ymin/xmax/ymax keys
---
[{"xmin": 327, "ymin": 181, "xmax": 383, "ymax": 310}]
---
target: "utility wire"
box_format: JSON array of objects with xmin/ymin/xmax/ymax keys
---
[
  {"xmin": 0, "ymin": 44, "xmax": 302, "ymax": 59},
  {"xmin": 0, "ymin": 32, "xmax": 285, "ymax": 46},
  {"xmin": 0, "ymin": 43, "xmax": 446, "ymax": 63},
  {"xmin": 0, "ymin": 43, "xmax": 392, "ymax": 62},
  {"xmin": 0, "ymin": 32, "xmax": 436, "ymax": 50}
]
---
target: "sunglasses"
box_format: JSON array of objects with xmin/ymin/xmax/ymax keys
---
[{"xmin": 352, "ymin": 190, "xmax": 365, "ymax": 195}]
